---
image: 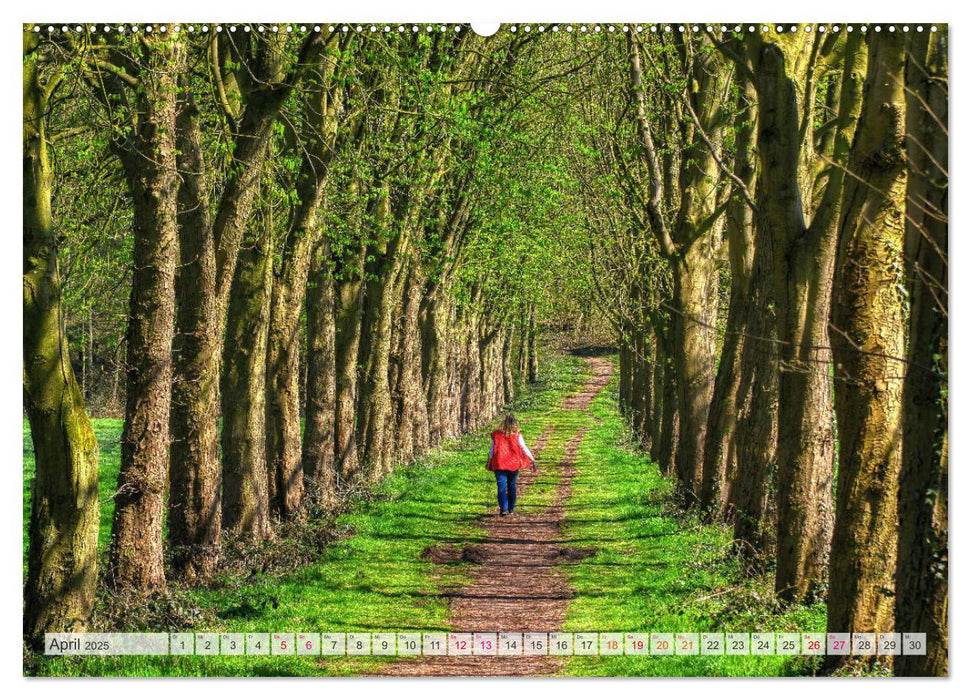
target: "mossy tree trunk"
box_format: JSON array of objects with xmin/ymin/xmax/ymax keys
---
[
  {"xmin": 169, "ymin": 29, "xmax": 326, "ymax": 563},
  {"xmin": 828, "ymin": 31, "xmax": 908, "ymax": 656},
  {"xmin": 749, "ymin": 31, "xmax": 866, "ymax": 602},
  {"xmin": 303, "ymin": 245, "xmax": 338, "ymax": 508},
  {"xmin": 391, "ymin": 263, "xmax": 430, "ymax": 465},
  {"xmin": 617, "ymin": 338, "xmax": 632, "ymax": 417},
  {"xmin": 334, "ymin": 239, "xmax": 366, "ymax": 483},
  {"xmin": 527, "ymin": 305, "xmax": 539, "ymax": 383},
  {"xmin": 700, "ymin": 79, "xmax": 756, "ymax": 517},
  {"xmin": 652, "ymin": 310, "xmax": 680, "ymax": 478},
  {"xmin": 265, "ymin": 37, "xmax": 343, "ymax": 518},
  {"xmin": 356, "ymin": 217, "xmax": 407, "ymax": 479},
  {"xmin": 221, "ymin": 214, "xmax": 274, "ymax": 540},
  {"xmin": 669, "ymin": 231, "xmax": 720, "ymax": 500},
  {"xmin": 628, "ymin": 34, "xmax": 727, "ymax": 501},
  {"xmin": 895, "ymin": 27, "xmax": 948, "ymax": 678},
  {"xmin": 23, "ymin": 32, "xmax": 100, "ymax": 642},
  {"xmin": 729, "ymin": 226, "xmax": 779, "ymax": 560}
]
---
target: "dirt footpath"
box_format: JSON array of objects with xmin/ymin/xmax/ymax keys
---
[{"xmin": 377, "ymin": 355, "xmax": 614, "ymax": 676}]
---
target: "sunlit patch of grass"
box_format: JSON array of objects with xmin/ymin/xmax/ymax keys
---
[
  {"xmin": 24, "ymin": 354, "xmax": 586, "ymax": 677},
  {"xmin": 560, "ymin": 357, "xmax": 827, "ymax": 677}
]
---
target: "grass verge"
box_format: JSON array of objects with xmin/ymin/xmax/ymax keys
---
[
  {"xmin": 560, "ymin": 357, "xmax": 828, "ymax": 677},
  {"xmin": 23, "ymin": 354, "xmax": 586, "ymax": 677}
]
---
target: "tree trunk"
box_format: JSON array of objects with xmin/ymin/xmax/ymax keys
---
[
  {"xmin": 501, "ymin": 329, "xmax": 515, "ymax": 406},
  {"xmin": 895, "ymin": 28, "xmax": 948, "ymax": 678},
  {"xmin": 754, "ymin": 39, "xmax": 833, "ymax": 600},
  {"xmin": 420, "ymin": 284, "xmax": 447, "ymax": 445},
  {"xmin": 23, "ymin": 33, "xmax": 100, "ymax": 641},
  {"xmin": 108, "ymin": 36, "xmax": 184, "ymax": 592},
  {"xmin": 478, "ymin": 323, "xmax": 503, "ymax": 423},
  {"xmin": 670, "ymin": 243, "xmax": 719, "ymax": 501},
  {"xmin": 517, "ymin": 310, "xmax": 530, "ymax": 385},
  {"xmin": 265, "ymin": 283, "xmax": 304, "ymax": 518},
  {"xmin": 303, "ymin": 245, "xmax": 337, "ymax": 508},
  {"xmin": 628, "ymin": 333, "xmax": 645, "ymax": 437},
  {"xmin": 264, "ymin": 47, "xmax": 342, "ymax": 518},
  {"xmin": 391, "ymin": 264, "xmax": 428, "ymax": 464},
  {"xmin": 357, "ymin": 232, "xmax": 405, "ymax": 479},
  {"xmin": 700, "ymin": 79, "xmax": 756, "ymax": 517},
  {"xmin": 169, "ymin": 88, "xmax": 221, "ymax": 581},
  {"xmin": 527, "ymin": 305, "xmax": 539, "ymax": 383},
  {"xmin": 635, "ymin": 335, "xmax": 655, "ymax": 451},
  {"xmin": 729, "ymin": 223, "xmax": 779, "ymax": 559},
  {"xmin": 700, "ymin": 286, "xmax": 748, "ymax": 517},
  {"xmin": 649, "ymin": 328, "xmax": 665, "ymax": 463},
  {"xmin": 628, "ymin": 32, "xmax": 726, "ymax": 502},
  {"xmin": 618, "ymin": 339, "xmax": 632, "ymax": 418},
  {"xmin": 334, "ymin": 241, "xmax": 366, "ymax": 483},
  {"xmin": 656, "ymin": 317, "xmax": 680, "ymax": 478},
  {"xmin": 828, "ymin": 32, "xmax": 908, "ymax": 652},
  {"xmin": 162, "ymin": 33, "xmax": 318, "ymax": 571},
  {"xmin": 221, "ymin": 220, "xmax": 273, "ymax": 540},
  {"xmin": 752, "ymin": 33, "xmax": 867, "ymax": 602}
]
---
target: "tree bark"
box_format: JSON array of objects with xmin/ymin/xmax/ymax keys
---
[
  {"xmin": 729, "ymin": 233, "xmax": 779, "ymax": 560},
  {"xmin": 895, "ymin": 27, "xmax": 948, "ymax": 678},
  {"xmin": 392, "ymin": 264, "xmax": 430, "ymax": 464},
  {"xmin": 628, "ymin": 34, "xmax": 726, "ymax": 501},
  {"xmin": 634, "ymin": 333, "xmax": 655, "ymax": 451},
  {"xmin": 357, "ymin": 225, "xmax": 406, "ymax": 479},
  {"xmin": 655, "ymin": 314, "xmax": 680, "ymax": 478},
  {"xmin": 501, "ymin": 328, "xmax": 515, "ymax": 406},
  {"xmin": 265, "ymin": 43, "xmax": 343, "ymax": 518},
  {"xmin": 221, "ymin": 217, "xmax": 273, "ymax": 540},
  {"xmin": 303, "ymin": 245, "xmax": 337, "ymax": 508},
  {"xmin": 618, "ymin": 339, "xmax": 632, "ymax": 418},
  {"xmin": 23, "ymin": 33, "xmax": 100, "ymax": 641},
  {"xmin": 700, "ymin": 79, "xmax": 756, "ymax": 517},
  {"xmin": 751, "ymin": 32, "xmax": 867, "ymax": 602},
  {"xmin": 628, "ymin": 332, "xmax": 646, "ymax": 442},
  {"xmin": 649, "ymin": 326, "xmax": 666, "ymax": 463},
  {"xmin": 334, "ymin": 240, "xmax": 366, "ymax": 483},
  {"xmin": 108, "ymin": 35, "xmax": 184, "ymax": 592},
  {"xmin": 670, "ymin": 244, "xmax": 719, "ymax": 500},
  {"xmin": 828, "ymin": 31, "xmax": 908, "ymax": 652},
  {"xmin": 527, "ymin": 305, "xmax": 539, "ymax": 383},
  {"xmin": 264, "ymin": 284, "xmax": 304, "ymax": 518},
  {"xmin": 168, "ymin": 29, "xmax": 329, "ymax": 569},
  {"xmin": 169, "ymin": 88, "xmax": 220, "ymax": 581},
  {"xmin": 420, "ymin": 284, "xmax": 446, "ymax": 444},
  {"xmin": 517, "ymin": 309, "xmax": 530, "ymax": 385}
]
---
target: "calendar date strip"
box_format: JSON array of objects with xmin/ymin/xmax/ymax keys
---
[{"xmin": 44, "ymin": 631, "xmax": 927, "ymax": 657}]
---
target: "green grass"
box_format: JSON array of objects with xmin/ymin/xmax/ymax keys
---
[
  {"xmin": 560, "ymin": 358, "xmax": 827, "ymax": 676},
  {"xmin": 24, "ymin": 352, "xmax": 827, "ymax": 677},
  {"xmin": 23, "ymin": 354, "xmax": 587, "ymax": 677},
  {"xmin": 23, "ymin": 418, "xmax": 123, "ymax": 563}
]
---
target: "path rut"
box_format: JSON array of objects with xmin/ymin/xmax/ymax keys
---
[{"xmin": 377, "ymin": 355, "xmax": 614, "ymax": 676}]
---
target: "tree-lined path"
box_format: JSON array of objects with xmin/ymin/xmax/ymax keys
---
[
  {"xmin": 27, "ymin": 352, "xmax": 829, "ymax": 677},
  {"xmin": 381, "ymin": 354, "xmax": 613, "ymax": 676},
  {"xmin": 24, "ymin": 23, "xmax": 947, "ymax": 677}
]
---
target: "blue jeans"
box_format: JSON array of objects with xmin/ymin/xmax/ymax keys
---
[{"xmin": 495, "ymin": 469, "xmax": 519, "ymax": 513}]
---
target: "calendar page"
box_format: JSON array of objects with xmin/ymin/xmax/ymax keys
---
[{"xmin": 19, "ymin": 2, "xmax": 950, "ymax": 683}]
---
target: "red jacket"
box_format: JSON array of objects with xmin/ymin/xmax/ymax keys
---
[{"xmin": 488, "ymin": 430, "xmax": 530, "ymax": 471}]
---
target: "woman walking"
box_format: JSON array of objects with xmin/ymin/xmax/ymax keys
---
[{"xmin": 485, "ymin": 413, "xmax": 537, "ymax": 516}]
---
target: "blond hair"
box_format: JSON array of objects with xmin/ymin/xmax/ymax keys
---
[{"xmin": 500, "ymin": 413, "xmax": 520, "ymax": 437}]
